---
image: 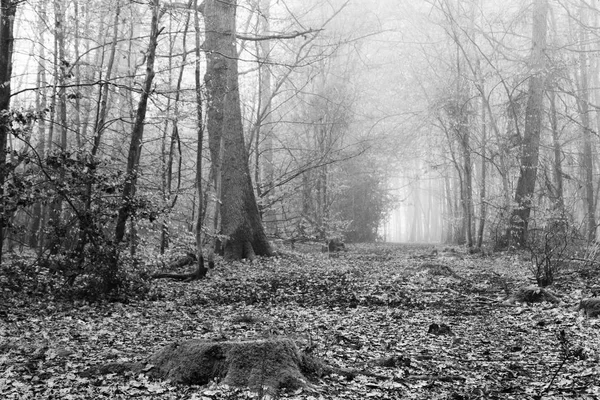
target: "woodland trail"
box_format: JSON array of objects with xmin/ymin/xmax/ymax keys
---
[{"xmin": 1, "ymin": 243, "xmax": 599, "ymax": 399}]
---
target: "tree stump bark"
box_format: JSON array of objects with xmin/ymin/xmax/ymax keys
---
[{"xmin": 145, "ymin": 338, "xmax": 317, "ymax": 391}]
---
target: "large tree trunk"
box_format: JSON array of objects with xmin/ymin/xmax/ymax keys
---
[
  {"xmin": 204, "ymin": 0, "xmax": 272, "ymax": 260},
  {"xmin": 508, "ymin": 0, "xmax": 548, "ymax": 247}
]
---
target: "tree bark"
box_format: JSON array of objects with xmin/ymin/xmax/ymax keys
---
[
  {"xmin": 0, "ymin": 0, "xmax": 17, "ymax": 263},
  {"xmin": 577, "ymin": 1, "xmax": 596, "ymax": 241},
  {"xmin": 548, "ymin": 90, "xmax": 564, "ymax": 212},
  {"xmin": 509, "ymin": 0, "xmax": 548, "ymax": 247},
  {"xmin": 204, "ymin": 0, "xmax": 272, "ymax": 260},
  {"xmin": 160, "ymin": 7, "xmax": 189, "ymax": 253},
  {"xmin": 115, "ymin": 0, "xmax": 162, "ymax": 243},
  {"xmin": 192, "ymin": 0, "xmax": 207, "ymax": 277},
  {"xmin": 477, "ymin": 80, "xmax": 487, "ymax": 249},
  {"xmin": 258, "ymin": 0, "xmax": 277, "ymax": 235},
  {"xmin": 29, "ymin": 0, "xmax": 47, "ymax": 249}
]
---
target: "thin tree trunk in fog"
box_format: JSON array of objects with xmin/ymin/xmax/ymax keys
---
[
  {"xmin": 426, "ymin": 176, "xmax": 432, "ymax": 242},
  {"xmin": 477, "ymin": 83, "xmax": 487, "ymax": 249},
  {"xmin": 72, "ymin": 1, "xmax": 121, "ymax": 264},
  {"xmin": 443, "ymin": 174, "xmax": 453, "ymax": 243},
  {"xmin": 460, "ymin": 125, "xmax": 473, "ymax": 248},
  {"xmin": 159, "ymin": 8, "xmax": 189, "ymax": 254},
  {"xmin": 54, "ymin": 0, "xmax": 67, "ymax": 149},
  {"xmin": 577, "ymin": 1, "xmax": 596, "ymax": 241},
  {"xmin": 91, "ymin": 1, "xmax": 121, "ymax": 157},
  {"xmin": 29, "ymin": 1, "xmax": 47, "ymax": 249},
  {"xmin": 548, "ymin": 89, "xmax": 564, "ymax": 211},
  {"xmin": 509, "ymin": 0, "xmax": 548, "ymax": 246},
  {"xmin": 454, "ymin": 172, "xmax": 465, "ymax": 244},
  {"xmin": 73, "ymin": 0, "xmax": 82, "ymax": 149},
  {"xmin": 258, "ymin": 0, "xmax": 277, "ymax": 235},
  {"xmin": 192, "ymin": 0, "xmax": 207, "ymax": 277},
  {"xmin": 47, "ymin": 0, "xmax": 69, "ymax": 253},
  {"xmin": 115, "ymin": 0, "xmax": 162, "ymax": 243}
]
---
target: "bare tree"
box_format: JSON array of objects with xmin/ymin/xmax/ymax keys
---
[
  {"xmin": 509, "ymin": 0, "xmax": 549, "ymax": 246},
  {"xmin": 115, "ymin": 0, "xmax": 163, "ymax": 243}
]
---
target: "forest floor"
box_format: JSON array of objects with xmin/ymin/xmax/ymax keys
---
[{"xmin": 1, "ymin": 243, "xmax": 600, "ymax": 399}]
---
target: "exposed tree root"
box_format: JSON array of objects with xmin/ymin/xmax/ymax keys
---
[
  {"xmin": 504, "ymin": 285, "xmax": 562, "ymax": 305},
  {"xmin": 152, "ymin": 254, "xmax": 207, "ymax": 281}
]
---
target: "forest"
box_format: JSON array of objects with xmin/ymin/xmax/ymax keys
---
[{"xmin": 1, "ymin": 0, "xmax": 600, "ymax": 398}]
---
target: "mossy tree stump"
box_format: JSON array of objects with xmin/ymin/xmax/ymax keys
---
[{"xmin": 145, "ymin": 338, "xmax": 317, "ymax": 391}]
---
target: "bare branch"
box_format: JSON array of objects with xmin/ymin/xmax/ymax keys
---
[
  {"xmin": 236, "ymin": 29, "xmax": 322, "ymax": 42},
  {"xmin": 165, "ymin": 0, "xmax": 204, "ymax": 13}
]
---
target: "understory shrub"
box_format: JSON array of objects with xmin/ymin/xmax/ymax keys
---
[
  {"xmin": 526, "ymin": 218, "xmax": 581, "ymax": 287},
  {"xmin": 1, "ymin": 248, "xmax": 151, "ymax": 302}
]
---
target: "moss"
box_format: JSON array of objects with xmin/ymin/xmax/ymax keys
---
[{"xmin": 147, "ymin": 338, "xmax": 313, "ymax": 391}]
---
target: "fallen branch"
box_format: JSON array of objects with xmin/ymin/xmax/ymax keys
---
[{"xmin": 152, "ymin": 253, "xmax": 207, "ymax": 281}]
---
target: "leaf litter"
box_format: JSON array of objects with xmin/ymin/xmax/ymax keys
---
[{"xmin": 1, "ymin": 243, "xmax": 600, "ymax": 399}]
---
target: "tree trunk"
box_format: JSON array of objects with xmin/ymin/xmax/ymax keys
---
[
  {"xmin": 160, "ymin": 8, "xmax": 189, "ymax": 254},
  {"xmin": 204, "ymin": 0, "xmax": 272, "ymax": 260},
  {"xmin": 73, "ymin": 0, "xmax": 82, "ymax": 149},
  {"xmin": 459, "ymin": 123, "xmax": 473, "ymax": 248},
  {"xmin": 258, "ymin": 0, "xmax": 277, "ymax": 236},
  {"xmin": 115, "ymin": 0, "xmax": 162, "ymax": 243},
  {"xmin": 75, "ymin": 0, "xmax": 121, "ymax": 261},
  {"xmin": 477, "ymin": 79, "xmax": 487, "ymax": 249},
  {"xmin": 509, "ymin": 0, "xmax": 548, "ymax": 247},
  {"xmin": 443, "ymin": 174, "xmax": 453, "ymax": 243},
  {"xmin": 192, "ymin": 0, "xmax": 207, "ymax": 277},
  {"xmin": 577, "ymin": 1, "xmax": 596, "ymax": 241},
  {"xmin": 29, "ymin": 0, "xmax": 48, "ymax": 249},
  {"xmin": 548, "ymin": 89, "xmax": 564, "ymax": 212},
  {"xmin": 46, "ymin": 0, "xmax": 69, "ymax": 254},
  {"xmin": 0, "ymin": 0, "xmax": 17, "ymax": 263}
]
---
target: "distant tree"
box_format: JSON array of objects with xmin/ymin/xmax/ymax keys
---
[
  {"xmin": 334, "ymin": 159, "xmax": 395, "ymax": 243},
  {"xmin": 574, "ymin": 0, "xmax": 595, "ymax": 241}
]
